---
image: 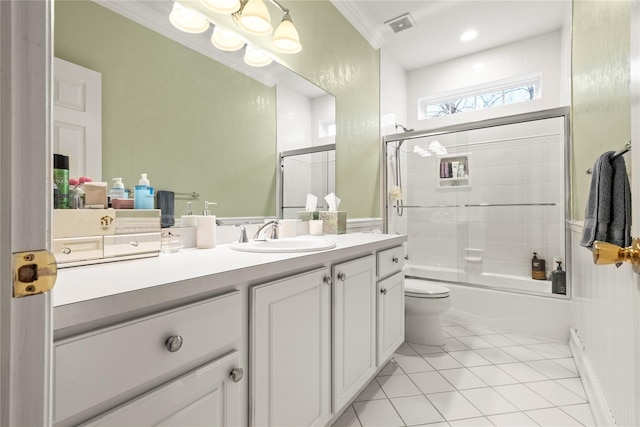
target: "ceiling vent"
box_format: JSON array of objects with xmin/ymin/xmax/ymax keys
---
[{"xmin": 384, "ymin": 13, "xmax": 416, "ymax": 34}]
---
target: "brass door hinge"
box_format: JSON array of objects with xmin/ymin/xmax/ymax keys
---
[{"xmin": 12, "ymin": 250, "xmax": 57, "ymax": 298}]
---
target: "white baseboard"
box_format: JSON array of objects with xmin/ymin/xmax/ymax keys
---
[{"xmin": 570, "ymin": 328, "xmax": 617, "ymax": 426}]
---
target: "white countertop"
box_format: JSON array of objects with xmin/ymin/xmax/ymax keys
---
[{"xmin": 53, "ymin": 233, "xmax": 406, "ymax": 334}]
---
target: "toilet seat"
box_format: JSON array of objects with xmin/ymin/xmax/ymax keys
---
[{"xmin": 405, "ymin": 281, "xmax": 450, "ymax": 299}]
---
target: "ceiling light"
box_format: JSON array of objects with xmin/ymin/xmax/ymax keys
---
[
  {"xmin": 460, "ymin": 30, "xmax": 478, "ymax": 42},
  {"xmin": 244, "ymin": 45, "xmax": 273, "ymax": 67},
  {"xmin": 271, "ymin": 13, "xmax": 301, "ymax": 53},
  {"xmin": 211, "ymin": 26, "xmax": 245, "ymax": 51},
  {"xmin": 201, "ymin": 0, "xmax": 241, "ymax": 14},
  {"xmin": 237, "ymin": 0, "xmax": 273, "ymax": 35},
  {"xmin": 169, "ymin": 2, "xmax": 210, "ymax": 34}
]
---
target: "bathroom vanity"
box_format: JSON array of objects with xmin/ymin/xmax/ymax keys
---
[{"xmin": 52, "ymin": 233, "xmax": 406, "ymax": 427}]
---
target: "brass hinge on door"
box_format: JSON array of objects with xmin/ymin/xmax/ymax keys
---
[{"xmin": 12, "ymin": 250, "xmax": 57, "ymax": 297}]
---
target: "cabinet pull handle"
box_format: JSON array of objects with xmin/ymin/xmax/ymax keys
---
[
  {"xmin": 323, "ymin": 275, "xmax": 332, "ymax": 286},
  {"xmin": 392, "ymin": 256, "xmax": 399, "ymax": 263},
  {"xmin": 230, "ymin": 368, "xmax": 244, "ymax": 383},
  {"xmin": 130, "ymin": 241, "xmax": 139, "ymax": 247},
  {"xmin": 165, "ymin": 335, "xmax": 183, "ymax": 352},
  {"xmin": 337, "ymin": 272, "xmax": 346, "ymax": 281},
  {"xmin": 62, "ymin": 247, "xmax": 72, "ymax": 255},
  {"xmin": 380, "ymin": 288, "xmax": 387, "ymax": 295}
]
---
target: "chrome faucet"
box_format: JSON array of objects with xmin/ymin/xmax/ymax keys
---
[
  {"xmin": 253, "ymin": 220, "xmax": 279, "ymax": 241},
  {"xmin": 235, "ymin": 225, "xmax": 249, "ymax": 243}
]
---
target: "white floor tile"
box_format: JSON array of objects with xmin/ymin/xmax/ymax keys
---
[
  {"xmin": 502, "ymin": 333, "xmax": 548, "ymax": 345},
  {"xmin": 390, "ymin": 395, "xmax": 445, "ymax": 425},
  {"xmin": 332, "ymin": 405, "xmax": 362, "ymax": 427},
  {"xmin": 525, "ymin": 380, "xmax": 586, "ymax": 406},
  {"xmin": 409, "ymin": 342, "xmax": 448, "ymax": 355},
  {"xmin": 427, "ymin": 391, "xmax": 483, "ymax": 421},
  {"xmin": 497, "ymin": 362, "xmax": 548, "ymax": 382},
  {"xmin": 556, "ymin": 378, "xmax": 588, "ymax": 400},
  {"xmin": 481, "ymin": 334, "xmax": 518, "ymax": 347},
  {"xmin": 395, "ymin": 342, "xmax": 419, "ymax": 356},
  {"xmin": 460, "ymin": 325, "xmax": 497, "ymax": 336},
  {"xmin": 410, "ymin": 423, "xmax": 449, "ymax": 427},
  {"xmin": 355, "ymin": 379, "xmax": 388, "ymax": 402},
  {"xmin": 461, "ymin": 387, "xmax": 519, "ymax": 416},
  {"xmin": 456, "ymin": 336, "xmax": 494, "ymax": 350},
  {"xmin": 493, "ymin": 384, "xmax": 554, "ymax": 411},
  {"xmin": 468, "ymin": 365, "xmax": 519, "ymax": 386},
  {"xmin": 395, "ymin": 355, "xmax": 436, "ymax": 374},
  {"xmin": 423, "ymin": 352, "xmax": 464, "ymax": 370},
  {"xmin": 448, "ymin": 416, "xmax": 494, "ymax": 426},
  {"xmin": 501, "ymin": 346, "xmax": 546, "ymax": 362},
  {"xmin": 439, "ymin": 368, "xmax": 487, "ymax": 390},
  {"xmin": 409, "ymin": 371, "xmax": 456, "ymax": 394},
  {"xmin": 526, "ymin": 343, "xmax": 572, "ymax": 359},
  {"xmin": 353, "ymin": 399, "xmax": 405, "ymax": 427},
  {"xmin": 377, "ymin": 359, "xmax": 405, "ymax": 377},
  {"xmin": 441, "ymin": 318, "xmax": 460, "ymax": 327},
  {"xmin": 487, "ymin": 411, "xmax": 538, "ymax": 426},
  {"xmin": 448, "ymin": 351, "xmax": 492, "ymax": 368},
  {"xmin": 525, "ymin": 407, "xmax": 584, "ymax": 426},
  {"xmin": 526, "ymin": 359, "xmax": 577, "ymax": 379},
  {"xmin": 442, "ymin": 337, "xmax": 470, "ymax": 352},
  {"xmin": 443, "ymin": 326, "xmax": 475, "ymax": 337},
  {"xmin": 560, "ymin": 403, "xmax": 597, "ymax": 427},
  {"xmin": 473, "ymin": 348, "xmax": 518, "ymax": 365},
  {"xmin": 376, "ymin": 374, "xmax": 422, "ymax": 398},
  {"xmin": 553, "ymin": 357, "xmax": 579, "ymax": 374}
]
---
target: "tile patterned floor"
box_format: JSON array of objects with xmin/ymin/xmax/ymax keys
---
[{"xmin": 332, "ymin": 319, "xmax": 595, "ymax": 427}]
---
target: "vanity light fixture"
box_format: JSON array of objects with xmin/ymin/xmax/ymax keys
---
[
  {"xmin": 169, "ymin": 2, "xmax": 210, "ymax": 34},
  {"xmin": 235, "ymin": 0, "xmax": 273, "ymax": 35},
  {"xmin": 271, "ymin": 12, "xmax": 301, "ymax": 53},
  {"xmin": 211, "ymin": 26, "xmax": 245, "ymax": 51},
  {"xmin": 244, "ymin": 45, "xmax": 273, "ymax": 67},
  {"xmin": 201, "ymin": 0, "xmax": 241, "ymax": 14}
]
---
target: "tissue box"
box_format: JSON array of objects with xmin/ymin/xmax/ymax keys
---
[
  {"xmin": 298, "ymin": 211, "xmax": 319, "ymax": 221},
  {"xmin": 319, "ymin": 211, "xmax": 347, "ymax": 234},
  {"xmin": 84, "ymin": 182, "xmax": 108, "ymax": 208}
]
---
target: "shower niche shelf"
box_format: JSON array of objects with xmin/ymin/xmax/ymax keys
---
[{"xmin": 437, "ymin": 154, "xmax": 470, "ymax": 188}]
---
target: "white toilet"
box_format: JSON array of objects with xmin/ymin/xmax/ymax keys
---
[{"xmin": 405, "ymin": 278, "xmax": 452, "ymax": 346}]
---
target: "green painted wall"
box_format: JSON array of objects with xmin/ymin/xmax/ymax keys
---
[
  {"xmin": 55, "ymin": 0, "xmax": 381, "ymax": 219},
  {"xmin": 572, "ymin": 0, "xmax": 630, "ymax": 219}
]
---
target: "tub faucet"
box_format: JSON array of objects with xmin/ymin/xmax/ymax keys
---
[{"xmin": 253, "ymin": 220, "xmax": 279, "ymax": 241}]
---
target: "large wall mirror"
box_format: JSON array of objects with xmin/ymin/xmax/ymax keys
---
[{"xmin": 53, "ymin": 0, "xmax": 335, "ymax": 219}]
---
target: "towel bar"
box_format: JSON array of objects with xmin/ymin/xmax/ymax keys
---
[
  {"xmin": 593, "ymin": 238, "xmax": 640, "ymax": 273},
  {"xmin": 586, "ymin": 140, "xmax": 632, "ymax": 174}
]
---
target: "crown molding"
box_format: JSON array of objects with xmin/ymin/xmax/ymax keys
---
[{"xmin": 330, "ymin": 0, "xmax": 386, "ymax": 50}]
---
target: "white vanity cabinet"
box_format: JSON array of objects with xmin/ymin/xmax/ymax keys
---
[
  {"xmin": 332, "ymin": 255, "xmax": 377, "ymax": 410},
  {"xmin": 377, "ymin": 246, "xmax": 405, "ymax": 364},
  {"xmin": 250, "ymin": 267, "xmax": 332, "ymax": 427},
  {"xmin": 54, "ymin": 291, "xmax": 243, "ymax": 427}
]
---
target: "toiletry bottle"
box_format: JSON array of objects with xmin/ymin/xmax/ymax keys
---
[
  {"xmin": 109, "ymin": 178, "xmax": 126, "ymax": 201},
  {"xmin": 196, "ymin": 201, "xmax": 217, "ymax": 249},
  {"xmin": 134, "ymin": 173, "xmax": 154, "ymax": 209},
  {"xmin": 551, "ymin": 260, "xmax": 566, "ymax": 294},
  {"xmin": 531, "ymin": 252, "xmax": 546, "ymax": 280},
  {"xmin": 182, "ymin": 201, "xmax": 198, "ymax": 227},
  {"xmin": 53, "ymin": 154, "xmax": 70, "ymax": 209}
]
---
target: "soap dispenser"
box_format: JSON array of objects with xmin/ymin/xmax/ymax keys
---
[
  {"xmin": 182, "ymin": 201, "xmax": 198, "ymax": 227},
  {"xmin": 551, "ymin": 257, "xmax": 566, "ymax": 294},
  {"xmin": 134, "ymin": 173, "xmax": 154, "ymax": 209},
  {"xmin": 196, "ymin": 201, "xmax": 217, "ymax": 249},
  {"xmin": 531, "ymin": 252, "xmax": 546, "ymax": 280},
  {"xmin": 109, "ymin": 178, "xmax": 126, "ymax": 202}
]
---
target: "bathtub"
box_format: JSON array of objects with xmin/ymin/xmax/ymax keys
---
[{"xmin": 404, "ymin": 271, "xmax": 572, "ymax": 342}]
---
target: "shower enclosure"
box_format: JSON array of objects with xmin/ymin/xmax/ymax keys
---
[{"xmin": 384, "ymin": 108, "xmax": 570, "ymax": 298}]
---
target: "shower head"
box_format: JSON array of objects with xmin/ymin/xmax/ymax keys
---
[{"xmin": 395, "ymin": 123, "xmax": 414, "ymax": 133}]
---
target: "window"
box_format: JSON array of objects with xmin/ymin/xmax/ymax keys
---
[{"xmin": 418, "ymin": 75, "xmax": 540, "ymax": 120}]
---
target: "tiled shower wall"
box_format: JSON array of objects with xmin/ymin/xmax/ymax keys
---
[{"xmin": 397, "ymin": 117, "xmax": 565, "ymax": 291}]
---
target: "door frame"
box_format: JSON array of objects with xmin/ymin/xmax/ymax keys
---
[{"xmin": 0, "ymin": 1, "xmax": 53, "ymax": 425}]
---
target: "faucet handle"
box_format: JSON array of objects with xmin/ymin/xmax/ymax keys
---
[
  {"xmin": 270, "ymin": 221, "xmax": 279, "ymax": 240},
  {"xmin": 235, "ymin": 225, "xmax": 249, "ymax": 243}
]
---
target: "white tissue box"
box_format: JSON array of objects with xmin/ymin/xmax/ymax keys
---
[{"xmin": 319, "ymin": 211, "xmax": 347, "ymax": 234}]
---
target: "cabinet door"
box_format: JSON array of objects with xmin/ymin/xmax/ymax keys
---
[
  {"xmin": 251, "ymin": 268, "xmax": 331, "ymax": 427},
  {"xmin": 81, "ymin": 351, "xmax": 242, "ymax": 427},
  {"xmin": 333, "ymin": 255, "xmax": 377, "ymax": 410},
  {"xmin": 378, "ymin": 272, "xmax": 405, "ymax": 364}
]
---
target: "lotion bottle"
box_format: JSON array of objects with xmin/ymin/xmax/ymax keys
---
[
  {"xmin": 551, "ymin": 259, "xmax": 566, "ymax": 294},
  {"xmin": 531, "ymin": 252, "xmax": 546, "ymax": 280},
  {"xmin": 182, "ymin": 201, "xmax": 199, "ymax": 227},
  {"xmin": 196, "ymin": 201, "xmax": 217, "ymax": 249},
  {"xmin": 134, "ymin": 173, "xmax": 154, "ymax": 209},
  {"xmin": 109, "ymin": 178, "xmax": 126, "ymax": 201}
]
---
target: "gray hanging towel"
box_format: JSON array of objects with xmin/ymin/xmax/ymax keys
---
[
  {"xmin": 608, "ymin": 154, "xmax": 632, "ymax": 248},
  {"xmin": 156, "ymin": 190, "xmax": 175, "ymax": 228},
  {"xmin": 580, "ymin": 152, "xmax": 614, "ymax": 249}
]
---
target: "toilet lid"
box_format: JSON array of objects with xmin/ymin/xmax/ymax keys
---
[{"xmin": 405, "ymin": 281, "xmax": 450, "ymax": 299}]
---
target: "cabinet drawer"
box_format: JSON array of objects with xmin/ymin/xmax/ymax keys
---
[
  {"xmin": 377, "ymin": 246, "xmax": 405, "ymax": 278},
  {"xmin": 103, "ymin": 232, "xmax": 161, "ymax": 257},
  {"xmin": 53, "ymin": 236, "xmax": 103, "ymax": 263},
  {"xmin": 54, "ymin": 291, "xmax": 241, "ymax": 424}
]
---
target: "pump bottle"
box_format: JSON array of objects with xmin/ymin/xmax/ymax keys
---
[{"xmin": 134, "ymin": 173, "xmax": 154, "ymax": 209}]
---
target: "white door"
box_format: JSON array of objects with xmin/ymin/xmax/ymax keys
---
[
  {"xmin": 250, "ymin": 268, "xmax": 331, "ymax": 427},
  {"xmin": 377, "ymin": 272, "xmax": 405, "ymax": 364},
  {"xmin": 53, "ymin": 57, "xmax": 102, "ymax": 181},
  {"xmin": 0, "ymin": 2, "xmax": 54, "ymax": 426},
  {"xmin": 332, "ymin": 255, "xmax": 377, "ymax": 411}
]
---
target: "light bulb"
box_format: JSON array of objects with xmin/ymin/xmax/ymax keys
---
[
  {"xmin": 211, "ymin": 26, "xmax": 245, "ymax": 51},
  {"xmin": 169, "ymin": 2, "xmax": 209, "ymax": 34},
  {"xmin": 201, "ymin": 0, "xmax": 241, "ymax": 14},
  {"xmin": 238, "ymin": 0, "xmax": 273, "ymax": 35},
  {"xmin": 271, "ymin": 14, "xmax": 301, "ymax": 53},
  {"xmin": 244, "ymin": 45, "xmax": 273, "ymax": 67}
]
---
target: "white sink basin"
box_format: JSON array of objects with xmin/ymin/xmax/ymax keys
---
[{"xmin": 230, "ymin": 237, "xmax": 336, "ymax": 253}]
